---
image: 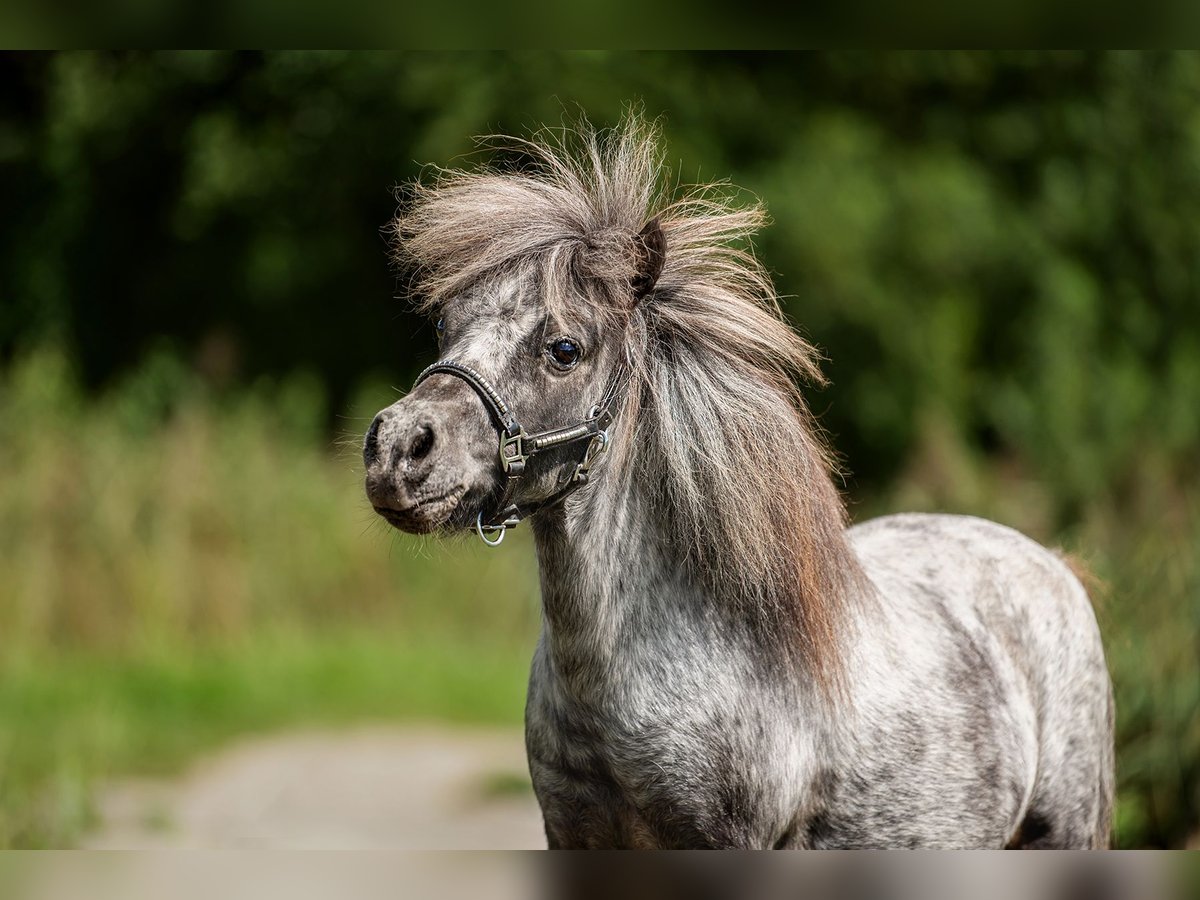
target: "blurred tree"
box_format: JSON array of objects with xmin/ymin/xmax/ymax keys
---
[{"xmin": 1, "ymin": 50, "xmax": 1198, "ymax": 512}]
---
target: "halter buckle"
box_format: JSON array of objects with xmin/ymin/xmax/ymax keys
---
[
  {"xmin": 499, "ymin": 429, "xmax": 527, "ymax": 473},
  {"xmin": 571, "ymin": 429, "xmax": 609, "ymax": 484}
]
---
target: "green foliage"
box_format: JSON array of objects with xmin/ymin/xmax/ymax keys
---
[
  {"xmin": 4, "ymin": 52, "xmax": 1199, "ymax": 513},
  {"xmin": 0, "ymin": 52, "xmax": 1197, "ymax": 848},
  {"xmin": 0, "ymin": 347, "xmax": 535, "ymax": 846},
  {"xmin": 1099, "ymin": 516, "xmax": 1200, "ymax": 848}
]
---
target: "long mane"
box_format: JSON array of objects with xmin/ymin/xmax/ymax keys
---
[{"xmin": 393, "ymin": 114, "xmax": 864, "ymax": 691}]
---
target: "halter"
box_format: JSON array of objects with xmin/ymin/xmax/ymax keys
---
[{"xmin": 413, "ymin": 361, "xmax": 626, "ymax": 547}]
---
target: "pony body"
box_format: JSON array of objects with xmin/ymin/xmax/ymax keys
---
[
  {"xmin": 367, "ymin": 115, "xmax": 1114, "ymax": 848},
  {"xmin": 527, "ymin": 504, "xmax": 1112, "ymax": 847}
]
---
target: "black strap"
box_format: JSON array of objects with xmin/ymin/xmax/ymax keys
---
[
  {"xmin": 413, "ymin": 361, "xmax": 626, "ymax": 535},
  {"xmin": 414, "ymin": 362, "xmax": 520, "ymax": 437}
]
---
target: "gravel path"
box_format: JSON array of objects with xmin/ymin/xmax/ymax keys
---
[{"xmin": 83, "ymin": 726, "xmax": 545, "ymax": 849}]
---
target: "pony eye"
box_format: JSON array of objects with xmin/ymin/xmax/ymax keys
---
[
  {"xmin": 547, "ymin": 338, "xmax": 582, "ymax": 369},
  {"xmin": 435, "ymin": 318, "xmax": 445, "ymax": 333}
]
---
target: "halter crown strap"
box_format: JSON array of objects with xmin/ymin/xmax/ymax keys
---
[{"xmin": 412, "ymin": 360, "xmax": 626, "ymax": 545}]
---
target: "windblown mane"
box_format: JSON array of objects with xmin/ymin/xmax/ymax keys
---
[{"xmin": 393, "ymin": 114, "xmax": 864, "ymax": 691}]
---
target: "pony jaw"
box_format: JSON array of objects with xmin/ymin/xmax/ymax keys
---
[{"xmin": 371, "ymin": 484, "xmax": 468, "ymax": 534}]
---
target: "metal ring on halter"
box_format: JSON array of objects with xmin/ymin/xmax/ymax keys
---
[
  {"xmin": 589, "ymin": 430, "xmax": 609, "ymax": 460},
  {"xmin": 476, "ymin": 510, "xmax": 506, "ymax": 546}
]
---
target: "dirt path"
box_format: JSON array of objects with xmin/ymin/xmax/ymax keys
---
[{"xmin": 83, "ymin": 726, "xmax": 545, "ymax": 849}]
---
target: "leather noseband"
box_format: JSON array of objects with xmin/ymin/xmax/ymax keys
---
[{"xmin": 412, "ymin": 361, "xmax": 626, "ymax": 546}]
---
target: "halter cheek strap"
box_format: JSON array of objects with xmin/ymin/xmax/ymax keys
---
[{"xmin": 412, "ymin": 361, "xmax": 626, "ymax": 546}]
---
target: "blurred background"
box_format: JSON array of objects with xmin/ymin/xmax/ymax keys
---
[{"xmin": 0, "ymin": 50, "xmax": 1196, "ymax": 849}]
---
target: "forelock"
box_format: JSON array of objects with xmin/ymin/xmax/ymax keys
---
[{"xmin": 391, "ymin": 114, "xmax": 665, "ymax": 326}]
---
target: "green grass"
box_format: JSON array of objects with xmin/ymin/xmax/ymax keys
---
[
  {"xmin": 0, "ymin": 346, "xmax": 1196, "ymax": 847},
  {"xmin": 0, "ymin": 628, "xmax": 529, "ymax": 847}
]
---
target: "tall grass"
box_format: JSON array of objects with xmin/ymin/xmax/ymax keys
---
[
  {"xmin": 0, "ymin": 347, "xmax": 539, "ymax": 846},
  {"xmin": 0, "ymin": 347, "xmax": 1195, "ymax": 847}
]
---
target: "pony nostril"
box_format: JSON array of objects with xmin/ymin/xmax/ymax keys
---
[
  {"xmin": 363, "ymin": 414, "xmax": 384, "ymax": 468},
  {"xmin": 409, "ymin": 424, "xmax": 435, "ymax": 462}
]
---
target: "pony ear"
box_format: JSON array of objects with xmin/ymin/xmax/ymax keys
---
[{"xmin": 631, "ymin": 218, "xmax": 667, "ymax": 300}]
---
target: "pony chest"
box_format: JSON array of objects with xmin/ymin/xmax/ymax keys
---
[{"xmin": 526, "ymin": 684, "xmax": 796, "ymax": 849}]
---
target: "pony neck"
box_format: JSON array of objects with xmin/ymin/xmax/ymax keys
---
[
  {"xmin": 527, "ymin": 449, "xmax": 860, "ymax": 705},
  {"xmin": 532, "ymin": 480, "xmax": 691, "ymax": 691},
  {"xmin": 528, "ymin": 476, "xmax": 743, "ymax": 697}
]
